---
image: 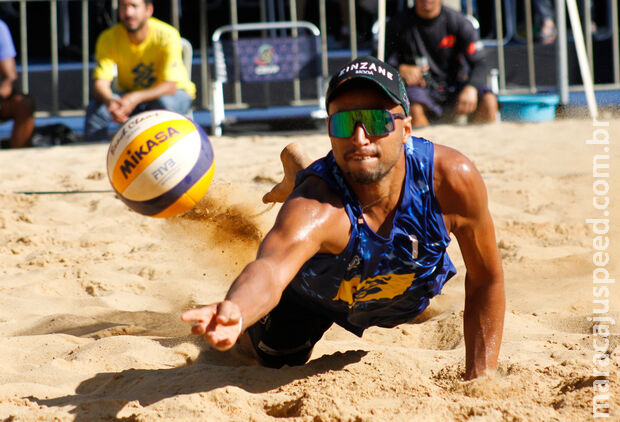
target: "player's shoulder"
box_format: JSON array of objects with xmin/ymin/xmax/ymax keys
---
[
  {"xmin": 149, "ymin": 18, "xmax": 181, "ymax": 40},
  {"xmin": 289, "ymin": 174, "xmax": 345, "ymax": 209},
  {"xmin": 441, "ymin": 6, "xmax": 476, "ymax": 33},
  {"xmin": 282, "ymin": 174, "xmax": 349, "ymax": 228},
  {"xmin": 274, "ymin": 174, "xmax": 350, "ymax": 254},
  {"xmin": 434, "ymin": 144, "xmax": 479, "ymax": 186},
  {"xmin": 433, "ymin": 144, "xmax": 486, "ymax": 216}
]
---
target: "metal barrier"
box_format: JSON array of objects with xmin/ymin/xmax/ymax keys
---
[{"xmin": 2, "ymin": 0, "xmax": 618, "ymax": 126}]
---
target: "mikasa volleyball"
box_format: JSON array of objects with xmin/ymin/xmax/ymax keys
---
[{"xmin": 106, "ymin": 110, "xmax": 215, "ymax": 218}]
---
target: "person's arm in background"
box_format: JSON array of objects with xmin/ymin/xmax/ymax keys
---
[
  {"xmin": 0, "ymin": 56, "xmax": 16, "ymax": 99},
  {"xmin": 0, "ymin": 20, "xmax": 17, "ymax": 99},
  {"xmin": 384, "ymin": 12, "xmax": 426, "ymax": 87},
  {"xmin": 91, "ymin": 31, "xmax": 131, "ymax": 123}
]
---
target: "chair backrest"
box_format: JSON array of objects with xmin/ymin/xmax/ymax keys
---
[
  {"xmin": 180, "ymin": 37, "xmax": 193, "ymax": 80},
  {"xmin": 211, "ymin": 21, "xmax": 326, "ymax": 136}
]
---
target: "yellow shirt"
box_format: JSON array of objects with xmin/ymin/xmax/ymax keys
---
[{"xmin": 93, "ymin": 18, "xmax": 195, "ymax": 99}]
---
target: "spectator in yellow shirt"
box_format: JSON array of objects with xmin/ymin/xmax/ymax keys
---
[{"xmin": 84, "ymin": 0, "xmax": 195, "ymax": 141}]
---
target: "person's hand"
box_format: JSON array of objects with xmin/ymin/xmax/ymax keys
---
[
  {"xmin": 107, "ymin": 98, "xmax": 130, "ymax": 123},
  {"xmin": 181, "ymin": 300, "xmax": 243, "ymax": 351},
  {"xmin": 456, "ymin": 85, "xmax": 478, "ymax": 115},
  {"xmin": 0, "ymin": 80, "xmax": 13, "ymax": 99},
  {"xmin": 398, "ymin": 64, "xmax": 427, "ymax": 87},
  {"xmin": 114, "ymin": 92, "xmax": 140, "ymax": 122}
]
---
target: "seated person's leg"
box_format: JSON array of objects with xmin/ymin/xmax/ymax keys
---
[
  {"xmin": 246, "ymin": 287, "xmax": 333, "ymax": 368},
  {"xmin": 472, "ymin": 91, "xmax": 498, "ymax": 124},
  {"xmin": 411, "ymin": 103, "xmax": 429, "ymax": 128},
  {"xmin": 84, "ymin": 99, "xmax": 113, "ymax": 142},
  {"xmin": 145, "ymin": 89, "xmax": 193, "ymax": 116},
  {"xmin": 1, "ymin": 92, "xmax": 35, "ymax": 148},
  {"xmin": 406, "ymin": 86, "xmax": 445, "ymax": 128}
]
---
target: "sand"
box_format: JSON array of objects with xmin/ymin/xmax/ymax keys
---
[{"xmin": 0, "ymin": 117, "xmax": 619, "ymax": 421}]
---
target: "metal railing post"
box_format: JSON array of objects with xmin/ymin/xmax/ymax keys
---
[
  {"xmin": 612, "ymin": 0, "xmax": 619, "ymax": 84},
  {"xmin": 171, "ymin": 0, "xmax": 179, "ymax": 30},
  {"xmin": 229, "ymin": 0, "xmax": 241, "ymax": 105},
  {"xmin": 494, "ymin": 0, "xmax": 505, "ymax": 92},
  {"xmin": 525, "ymin": 0, "xmax": 536, "ymax": 93},
  {"xmin": 50, "ymin": 0, "xmax": 59, "ymax": 115},
  {"xmin": 199, "ymin": 0, "xmax": 209, "ymax": 110},
  {"xmin": 584, "ymin": 0, "xmax": 593, "ymax": 75},
  {"xmin": 556, "ymin": 0, "xmax": 569, "ymax": 105},
  {"xmin": 319, "ymin": 0, "xmax": 328, "ymax": 80},
  {"xmin": 348, "ymin": 0, "xmax": 357, "ymax": 59},
  {"xmin": 19, "ymin": 0, "xmax": 28, "ymax": 94},
  {"xmin": 290, "ymin": 0, "xmax": 301, "ymax": 104},
  {"xmin": 81, "ymin": 0, "xmax": 89, "ymax": 108}
]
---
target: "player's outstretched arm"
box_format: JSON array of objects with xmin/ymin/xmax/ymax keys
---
[
  {"xmin": 434, "ymin": 145, "xmax": 505, "ymax": 380},
  {"xmin": 182, "ymin": 177, "xmax": 348, "ymax": 351}
]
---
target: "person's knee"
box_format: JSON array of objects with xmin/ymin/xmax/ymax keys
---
[
  {"xmin": 9, "ymin": 93, "xmax": 35, "ymax": 118},
  {"xmin": 475, "ymin": 93, "xmax": 498, "ymax": 122},
  {"xmin": 155, "ymin": 91, "xmax": 192, "ymax": 114},
  {"xmin": 410, "ymin": 103, "xmax": 429, "ymax": 127},
  {"xmin": 481, "ymin": 92, "xmax": 498, "ymax": 112}
]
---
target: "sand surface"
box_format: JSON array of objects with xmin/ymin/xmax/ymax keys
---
[{"xmin": 0, "ymin": 117, "xmax": 619, "ymax": 421}]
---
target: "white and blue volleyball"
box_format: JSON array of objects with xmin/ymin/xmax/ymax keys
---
[{"xmin": 106, "ymin": 110, "xmax": 215, "ymax": 218}]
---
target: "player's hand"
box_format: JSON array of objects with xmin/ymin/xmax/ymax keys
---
[
  {"xmin": 181, "ymin": 300, "xmax": 243, "ymax": 351},
  {"xmin": 456, "ymin": 85, "xmax": 478, "ymax": 115},
  {"xmin": 398, "ymin": 64, "xmax": 426, "ymax": 87}
]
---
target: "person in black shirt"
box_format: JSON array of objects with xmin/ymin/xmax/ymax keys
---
[{"xmin": 386, "ymin": 0, "xmax": 498, "ymax": 127}]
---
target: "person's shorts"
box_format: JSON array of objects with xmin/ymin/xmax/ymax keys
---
[
  {"xmin": 406, "ymin": 84, "xmax": 492, "ymax": 119},
  {"xmin": 247, "ymin": 287, "xmax": 333, "ymax": 368}
]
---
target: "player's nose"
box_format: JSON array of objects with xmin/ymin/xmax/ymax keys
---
[{"xmin": 350, "ymin": 122, "xmax": 370, "ymax": 146}]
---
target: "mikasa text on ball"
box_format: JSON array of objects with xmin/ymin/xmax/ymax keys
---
[{"xmin": 106, "ymin": 110, "xmax": 215, "ymax": 218}]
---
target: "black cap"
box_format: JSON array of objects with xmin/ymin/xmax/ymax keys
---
[{"xmin": 325, "ymin": 56, "xmax": 410, "ymax": 116}]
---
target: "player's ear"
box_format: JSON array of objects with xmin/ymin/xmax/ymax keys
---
[{"xmin": 401, "ymin": 115, "xmax": 413, "ymax": 143}]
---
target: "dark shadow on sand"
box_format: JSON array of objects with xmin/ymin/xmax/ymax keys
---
[{"xmin": 26, "ymin": 348, "xmax": 367, "ymax": 421}]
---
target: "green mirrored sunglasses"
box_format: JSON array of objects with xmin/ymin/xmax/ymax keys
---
[{"xmin": 328, "ymin": 109, "xmax": 407, "ymax": 138}]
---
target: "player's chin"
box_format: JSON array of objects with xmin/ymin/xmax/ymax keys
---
[{"xmin": 346, "ymin": 166, "xmax": 385, "ymax": 184}]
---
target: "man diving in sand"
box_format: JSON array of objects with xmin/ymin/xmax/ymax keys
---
[{"xmin": 182, "ymin": 56, "xmax": 505, "ymax": 380}]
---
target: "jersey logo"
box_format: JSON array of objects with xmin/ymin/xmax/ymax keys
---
[
  {"xmin": 466, "ymin": 41, "xmax": 477, "ymax": 55},
  {"xmin": 346, "ymin": 255, "xmax": 361, "ymax": 271},
  {"xmin": 438, "ymin": 35, "xmax": 456, "ymax": 48},
  {"xmin": 132, "ymin": 62, "xmax": 156, "ymax": 89},
  {"xmin": 333, "ymin": 273, "xmax": 415, "ymax": 306}
]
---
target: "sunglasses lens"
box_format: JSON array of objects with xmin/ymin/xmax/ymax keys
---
[{"xmin": 329, "ymin": 109, "xmax": 394, "ymax": 137}]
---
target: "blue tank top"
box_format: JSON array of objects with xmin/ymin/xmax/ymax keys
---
[{"xmin": 289, "ymin": 136, "xmax": 456, "ymax": 336}]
